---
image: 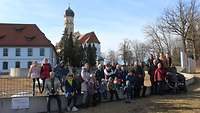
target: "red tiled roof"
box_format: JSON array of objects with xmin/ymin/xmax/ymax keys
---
[
  {"xmin": 78, "ymin": 32, "xmax": 100, "ymax": 44},
  {"xmin": 0, "ymin": 23, "xmax": 52, "ymax": 47}
]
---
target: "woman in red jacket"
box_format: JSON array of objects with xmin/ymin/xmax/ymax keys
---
[
  {"xmin": 40, "ymin": 58, "xmax": 52, "ymax": 93},
  {"xmin": 154, "ymin": 63, "xmax": 166, "ymax": 95}
]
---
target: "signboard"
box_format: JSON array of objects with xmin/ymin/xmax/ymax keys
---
[{"xmin": 11, "ymin": 97, "xmax": 30, "ymax": 109}]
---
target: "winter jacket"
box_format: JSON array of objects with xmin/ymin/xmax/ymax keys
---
[
  {"xmin": 40, "ymin": 63, "xmax": 52, "ymax": 79},
  {"xmin": 44, "ymin": 77, "xmax": 61, "ymax": 95},
  {"xmin": 104, "ymin": 68, "xmax": 113, "ymax": 80},
  {"xmin": 95, "ymin": 69, "xmax": 104, "ymax": 82},
  {"xmin": 29, "ymin": 65, "xmax": 41, "ymax": 78},
  {"xmin": 81, "ymin": 67, "xmax": 90, "ymax": 92},
  {"xmin": 54, "ymin": 65, "xmax": 69, "ymax": 78},
  {"xmin": 64, "ymin": 79, "xmax": 77, "ymax": 96},
  {"xmin": 126, "ymin": 75, "xmax": 136, "ymax": 87},
  {"xmin": 154, "ymin": 68, "xmax": 167, "ymax": 82}
]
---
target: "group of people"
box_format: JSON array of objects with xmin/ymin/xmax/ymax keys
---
[
  {"xmin": 147, "ymin": 52, "xmax": 173, "ymax": 95},
  {"xmin": 27, "ymin": 52, "xmax": 173, "ymax": 113}
]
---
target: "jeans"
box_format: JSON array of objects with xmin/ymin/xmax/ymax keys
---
[
  {"xmin": 156, "ymin": 81, "xmax": 165, "ymax": 95},
  {"xmin": 82, "ymin": 91, "xmax": 89, "ymax": 106},
  {"xmin": 127, "ymin": 86, "xmax": 134, "ymax": 100},
  {"xmin": 32, "ymin": 78, "xmax": 41, "ymax": 96},
  {"xmin": 41, "ymin": 78, "xmax": 46, "ymax": 93},
  {"xmin": 47, "ymin": 95, "xmax": 62, "ymax": 113},
  {"xmin": 66, "ymin": 95, "xmax": 77, "ymax": 109}
]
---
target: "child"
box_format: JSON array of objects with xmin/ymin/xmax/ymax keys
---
[
  {"xmin": 107, "ymin": 77, "xmax": 119, "ymax": 101},
  {"xmin": 100, "ymin": 79, "xmax": 108, "ymax": 99},
  {"xmin": 88, "ymin": 74, "xmax": 98, "ymax": 106},
  {"xmin": 124, "ymin": 70, "xmax": 135, "ymax": 103},
  {"xmin": 64, "ymin": 73, "xmax": 79, "ymax": 112}
]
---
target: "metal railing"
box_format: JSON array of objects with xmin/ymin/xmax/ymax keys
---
[{"xmin": 0, "ymin": 76, "xmax": 33, "ymax": 98}]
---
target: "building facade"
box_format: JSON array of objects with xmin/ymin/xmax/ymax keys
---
[
  {"xmin": 0, "ymin": 23, "xmax": 57, "ymax": 73},
  {"xmin": 64, "ymin": 6, "xmax": 102, "ymax": 58}
]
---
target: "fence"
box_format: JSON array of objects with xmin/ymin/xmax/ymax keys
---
[{"xmin": 0, "ymin": 76, "xmax": 33, "ymax": 98}]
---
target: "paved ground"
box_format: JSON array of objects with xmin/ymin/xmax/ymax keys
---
[{"xmin": 71, "ymin": 74, "xmax": 200, "ymax": 113}]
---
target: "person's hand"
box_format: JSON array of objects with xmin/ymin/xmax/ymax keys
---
[{"xmin": 65, "ymin": 93, "xmax": 69, "ymax": 97}]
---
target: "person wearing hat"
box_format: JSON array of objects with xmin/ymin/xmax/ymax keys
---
[
  {"xmin": 64, "ymin": 73, "xmax": 79, "ymax": 112},
  {"xmin": 28, "ymin": 61, "xmax": 41, "ymax": 96},
  {"xmin": 54, "ymin": 61, "xmax": 69, "ymax": 92}
]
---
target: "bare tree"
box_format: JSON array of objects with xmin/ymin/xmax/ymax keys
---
[
  {"xmin": 118, "ymin": 39, "xmax": 133, "ymax": 65},
  {"xmin": 131, "ymin": 40, "xmax": 149, "ymax": 62},
  {"xmin": 161, "ymin": 0, "xmax": 200, "ymax": 63},
  {"xmin": 144, "ymin": 23, "xmax": 174, "ymax": 54},
  {"xmin": 106, "ymin": 50, "xmax": 118, "ymax": 63}
]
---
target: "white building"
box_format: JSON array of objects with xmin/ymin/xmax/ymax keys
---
[{"xmin": 0, "ymin": 23, "xmax": 57, "ymax": 73}]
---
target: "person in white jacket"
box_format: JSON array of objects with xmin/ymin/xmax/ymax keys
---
[
  {"xmin": 81, "ymin": 63, "xmax": 90, "ymax": 107},
  {"xmin": 28, "ymin": 61, "xmax": 41, "ymax": 96},
  {"xmin": 104, "ymin": 63, "xmax": 114, "ymax": 81}
]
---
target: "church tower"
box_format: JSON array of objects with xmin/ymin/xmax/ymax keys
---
[{"xmin": 64, "ymin": 6, "xmax": 74, "ymax": 34}]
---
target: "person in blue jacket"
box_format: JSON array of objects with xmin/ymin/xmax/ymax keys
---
[
  {"xmin": 54, "ymin": 61, "xmax": 69, "ymax": 92},
  {"xmin": 124, "ymin": 69, "xmax": 136, "ymax": 103},
  {"xmin": 64, "ymin": 73, "xmax": 79, "ymax": 112}
]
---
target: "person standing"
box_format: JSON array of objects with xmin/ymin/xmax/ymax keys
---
[
  {"xmin": 44, "ymin": 72, "xmax": 62, "ymax": 113},
  {"xmin": 154, "ymin": 63, "xmax": 167, "ymax": 95},
  {"xmin": 104, "ymin": 63, "xmax": 113, "ymax": 81},
  {"xmin": 81, "ymin": 63, "xmax": 90, "ymax": 107},
  {"xmin": 54, "ymin": 61, "xmax": 69, "ymax": 92},
  {"xmin": 107, "ymin": 77, "xmax": 119, "ymax": 101},
  {"xmin": 133, "ymin": 62, "xmax": 145, "ymax": 97},
  {"xmin": 147, "ymin": 54, "xmax": 155, "ymax": 94},
  {"xmin": 28, "ymin": 61, "xmax": 41, "ymax": 96},
  {"xmin": 124, "ymin": 70, "xmax": 136, "ymax": 103},
  {"xmin": 40, "ymin": 58, "xmax": 52, "ymax": 93},
  {"xmin": 166, "ymin": 53, "xmax": 172, "ymax": 69},
  {"xmin": 95, "ymin": 64, "xmax": 105, "ymax": 83}
]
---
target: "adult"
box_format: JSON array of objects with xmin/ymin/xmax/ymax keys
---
[
  {"xmin": 111, "ymin": 62, "xmax": 117, "ymax": 78},
  {"xmin": 40, "ymin": 58, "xmax": 52, "ymax": 93},
  {"xmin": 81, "ymin": 63, "xmax": 91, "ymax": 107},
  {"xmin": 28, "ymin": 61, "xmax": 41, "ymax": 96},
  {"xmin": 133, "ymin": 62, "xmax": 145, "ymax": 97},
  {"xmin": 54, "ymin": 61, "xmax": 69, "ymax": 92},
  {"xmin": 121, "ymin": 66, "xmax": 128, "ymax": 87},
  {"xmin": 147, "ymin": 54, "xmax": 155, "ymax": 94},
  {"xmin": 154, "ymin": 63, "xmax": 167, "ymax": 95},
  {"xmin": 104, "ymin": 63, "xmax": 113, "ymax": 81},
  {"xmin": 44, "ymin": 72, "xmax": 62, "ymax": 113},
  {"xmin": 95, "ymin": 64, "xmax": 105, "ymax": 83},
  {"xmin": 159, "ymin": 53, "xmax": 168, "ymax": 69},
  {"xmin": 166, "ymin": 53, "xmax": 172, "ymax": 69}
]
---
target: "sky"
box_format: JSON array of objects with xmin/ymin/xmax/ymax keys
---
[{"xmin": 0, "ymin": 0, "xmax": 177, "ymax": 53}]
